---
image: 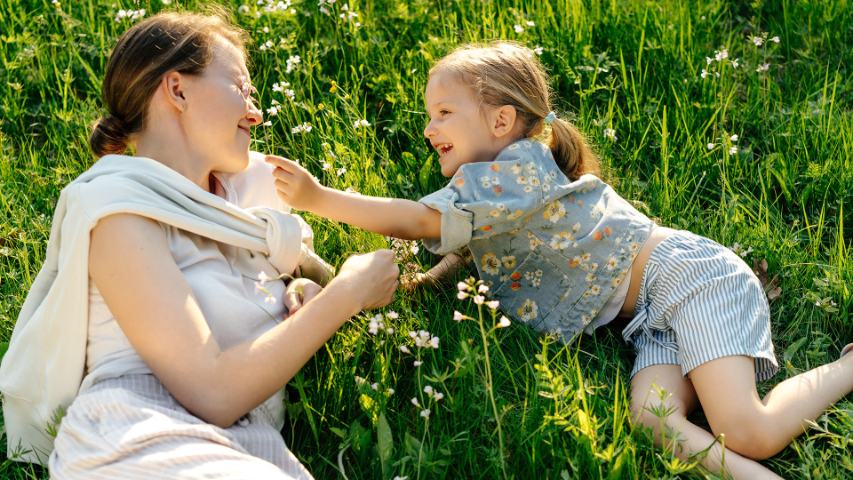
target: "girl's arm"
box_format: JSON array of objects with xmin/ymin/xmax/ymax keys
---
[
  {"xmin": 89, "ymin": 213, "xmax": 399, "ymax": 428},
  {"xmin": 265, "ymin": 155, "xmax": 441, "ymax": 240}
]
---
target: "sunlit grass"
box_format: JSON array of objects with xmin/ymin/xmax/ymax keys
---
[{"xmin": 1, "ymin": 0, "xmax": 851, "ymax": 478}]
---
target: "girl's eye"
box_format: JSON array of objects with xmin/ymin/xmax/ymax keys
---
[{"xmin": 439, "ymin": 109, "xmax": 450, "ymax": 116}]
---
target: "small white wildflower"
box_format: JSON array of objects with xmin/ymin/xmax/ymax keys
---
[
  {"xmin": 266, "ymin": 105, "xmax": 279, "ymax": 116},
  {"xmin": 336, "ymin": 167, "xmax": 347, "ymax": 176},
  {"xmin": 423, "ymin": 385, "xmax": 433, "ymax": 395},
  {"xmin": 729, "ymin": 146, "xmax": 738, "ymax": 155},
  {"xmin": 701, "ymin": 69, "xmax": 709, "ymax": 79},
  {"xmin": 731, "ymin": 58, "xmax": 740, "ymax": 69},
  {"xmin": 478, "ymin": 284, "xmax": 489, "ymax": 293},
  {"xmin": 410, "ymin": 397, "xmax": 420, "ymax": 407},
  {"xmin": 386, "ymin": 388, "xmax": 395, "ymax": 395},
  {"xmin": 392, "ymin": 477, "xmax": 408, "ymax": 480},
  {"xmin": 457, "ymin": 281, "xmax": 469, "ymax": 292},
  {"xmin": 756, "ymin": 63, "xmax": 770, "ymax": 72},
  {"xmin": 387, "ymin": 311, "xmax": 399, "ymax": 319},
  {"xmin": 371, "ymin": 382, "xmax": 379, "ymax": 390},
  {"xmin": 730, "ymin": 134, "xmax": 739, "ymax": 142},
  {"xmin": 453, "ymin": 310, "xmax": 465, "ymax": 322},
  {"xmin": 770, "ymin": 36, "xmax": 780, "ymax": 43},
  {"xmin": 420, "ymin": 409, "xmax": 431, "ymax": 419},
  {"xmin": 262, "ymin": 26, "xmax": 270, "ymax": 34},
  {"xmin": 399, "ymin": 345, "xmax": 410, "ymax": 354},
  {"xmin": 473, "ymin": 295, "xmax": 485, "ymax": 305},
  {"xmin": 353, "ymin": 119, "xmax": 371, "ymax": 129},
  {"xmin": 285, "ymin": 55, "xmax": 301, "ymax": 74},
  {"xmin": 705, "ymin": 56, "xmax": 714, "ymax": 65},
  {"xmin": 714, "ymin": 49, "xmax": 729, "ymax": 61},
  {"xmin": 290, "ymin": 123, "xmax": 312, "ymax": 134},
  {"xmin": 514, "ymin": 24, "xmax": 524, "ymax": 33},
  {"xmin": 413, "ymin": 360, "xmax": 423, "ymax": 367},
  {"xmin": 321, "ymin": 161, "xmax": 332, "ymax": 171},
  {"xmin": 238, "ymin": 5, "xmax": 250, "ymax": 14},
  {"xmin": 752, "ymin": 36, "xmax": 764, "ymax": 46},
  {"xmin": 533, "ymin": 46, "xmax": 544, "ymax": 55},
  {"xmin": 433, "ymin": 392, "xmax": 444, "ymax": 401},
  {"xmin": 707, "ymin": 142, "xmax": 715, "ymax": 150},
  {"xmin": 486, "ymin": 300, "xmax": 500, "ymax": 310},
  {"xmin": 603, "ymin": 128, "xmax": 617, "ymax": 142},
  {"xmin": 429, "ymin": 336, "xmax": 440, "ymax": 349},
  {"xmin": 284, "ymin": 89, "xmax": 295, "ymax": 100},
  {"xmin": 457, "ymin": 291, "xmax": 468, "ymax": 300},
  {"xmin": 497, "ymin": 316, "xmax": 511, "ymax": 328},
  {"xmin": 262, "ymin": 120, "xmax": 272, "ymax": 126}
]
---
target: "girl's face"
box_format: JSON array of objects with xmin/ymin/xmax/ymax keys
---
[
  {"xmin": 181, "ymin": 37, "xmax": 263, "ymax": 173},
  {"xmin": 423, "ymin": 71, "xmax": 505, "ymax": 177}
]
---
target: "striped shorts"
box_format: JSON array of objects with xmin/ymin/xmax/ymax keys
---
[
  {"xmin": 621, "ymin": 230, "xmax": 779, "ymax": 381},
  {"xmin": 49, "ymin": 374, "xmax": 313, "ymax": 480}
]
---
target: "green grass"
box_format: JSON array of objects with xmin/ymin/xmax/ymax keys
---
[{"xmin": 1, "ymin": 0, "xmax": 851, "ymax": 478}]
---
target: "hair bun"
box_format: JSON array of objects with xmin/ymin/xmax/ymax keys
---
[{"xmin": 89, "ymin": 114, "xmax": 130, "ymax": 157}]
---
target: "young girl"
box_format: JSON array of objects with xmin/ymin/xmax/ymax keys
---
[{"xmin": 266, "ymin": 42, "xmax": 853, "ymax": 479}]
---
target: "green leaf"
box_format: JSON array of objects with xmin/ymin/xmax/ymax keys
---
[{"xmin": 376, "ymin": 412, "xmax": 394, "ymax": 478}]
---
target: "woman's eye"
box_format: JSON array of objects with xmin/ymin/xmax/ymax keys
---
[{"xmin": 439, "ymin": 110, "xmax": 450, "ymax": 116}]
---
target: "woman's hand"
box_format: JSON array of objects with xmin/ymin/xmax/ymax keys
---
[
  {"xmin": 334, "ymin": 250, "xmax": 400, "ymax": 311},
  {"xmin": 266, "ymin": 155, "xmax": 324, "ymax": 211},
  {"xmin": 282, "ymin": 278, "xmax": 323, "ymax": 316}
]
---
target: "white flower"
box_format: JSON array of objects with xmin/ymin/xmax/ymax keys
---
[
  {"xmin": 420, "ymin": 409, "xmax": 431, "ymax": 419},
  {"xmin": 730, "ymin": 134, "xmax": 739, "ymax": 142},
  {"xmin": 290, "ymin": 123, "xmax": 312, "ymax": 134},
  {"xmin": 433, "ymin": 392, "xmax": 444, "ymax": 401},
  {"xmin": 497, "ymin": 316, "xmax": 511, "ymax": 328},
  {"xmin": 514, "ymin": 24, "xmax": 524, "ymax": 33},
  {"xmin": 770, "ymin": 36, "xmax": 780, "ymax": 43},
  {"xmin": 603, "ymin": 128, "xmax": 617, "ymax": 142},
  {"xmin": 533, "ymin": 46, "xmax": 544, "ymax": 55},
  {"xmin": 336, "ymin": 167, "xmax": 347, "ymax": 176},
  {"xmin": 429, "ymin": 336, "xmax": 439, "ymax": 349},
  {"xmin": 284, "ymin": 89, "xmax": 295, "ymax": 100},
  {"xmin": 705, "ymin": 57, "xmax": 714, "ymax": 65},
  {"xmin": 266, "ymin": 105, "xmax": 279, "ymax": 116},
  {"xmin": 413, "ymin": 360, "xmax": 423, "ymax": 367},
  {"xmin": 399, "ymin": 345, "xmax": 410, "ymax": 354},
  {"xmin": 473, "ymin": 295, "xmax": 485, "ymax": 305},
  {"xmin": 700, "ymin": 69, "xmax": 709, "ymax": 79},
  {"xmin": 756, "ymin": 63, "xmax": 770, "ymax": 72},
  {"xmin": 728, "ymin": 146, "xmax": 738, "ymax": 155},
  {"xmin": 423, "ymin": 385, "xmax": 433, "ymax": 395},
  {"xmin": 321, "ymin": 161, "xmax": 332, "ymax": 171},
  {"xmin": 486, "ymin": 300, "xmax": 500, "ymax": 310},
  {"xmin": 714, "ymin": 49, "xmax": 728, "ymax": 61},
  {"xmin": 457, "ymin": 291, "xmax": 468, "ymax": 300},
  {"xmin": 752, "ymin": 36, "xmax": 764, "ymax": 46},
  {"xmin": 526, "ymin": 20, "xmax": 535, "ymax": 26},
  {"xmin": 707, "ymin": 142, "xmax": 715, "ymax": 150},
  {"xmin": 731, "ymin": 58, "xmax": 740, "ymax": 69},
  {"xmin": 410, "ymin": 397, "xmax": 420, "ymax": 407},
  {"xmin": 353, "ymin": 119, "xmax": 371, "ymax": 129},
  {"xmin": 457, "ymin": 281, "xmax": 469, "ymax": 292},
  {"xmin": 371, "ymin": 382, "xmax": 379, "ymax": 390},
  {"xmin": 262, "ymin": 120, "xmax": 272, "ymax": 127},
  {"xmin": 387, "ymin": 310, "xmax": 399, "ymax": 319},
  {"xmin": 386, "ymin": 388, "xmax": 395, "ymax": 395},
  {"xmin": 453, "ymin": 310, "xmax": 465, "ymax": 322},
  {"xmin": 238, "ymin": 5, "xmax": 250, "ymax": 14},
  {"xmin": 478, "ymin": 284, "xmax": 489, "ymax": 293},
  {"xmin": 285, "ymin": 55, "xmax": 301, "ymax": 74}
]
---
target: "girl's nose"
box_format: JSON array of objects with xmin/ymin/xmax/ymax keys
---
[{"xmin": 423, "ymin": 120, "xmax": 436, "ymax": 138}]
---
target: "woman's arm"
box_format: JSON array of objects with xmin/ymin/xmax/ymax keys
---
[
  {"xmin": 89, "ymin": 213, "xmax": 398, "ymax": 428},
  {"xmin": 265, "ymin": 155, "xmax": 441, "ymax": 240}
]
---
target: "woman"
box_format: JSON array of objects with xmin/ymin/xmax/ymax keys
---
[{"xmin": 0, "ymin": 11, "xmax": 398, "ymax": 479}]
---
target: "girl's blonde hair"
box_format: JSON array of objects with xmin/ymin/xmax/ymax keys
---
[{"xmin": 429, "ymin": 41, "xmax": 600, "ymax": 180}]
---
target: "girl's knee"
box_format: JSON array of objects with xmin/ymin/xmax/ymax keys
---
[{"xmin": 709, "ymin": 416, "xmax": 780, "ymax": 460}]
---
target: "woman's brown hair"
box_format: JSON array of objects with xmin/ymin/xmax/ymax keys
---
[
  {"xmin": 429, "ymin": 41, "xmax": 600, "ymax": 180},
  {"xmin": 90, "ymin": 10, "xmax": 248, "ymax": 157}
]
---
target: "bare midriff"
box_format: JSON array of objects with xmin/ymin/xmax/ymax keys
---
[{"xmin": 618, "ymin": 226, "xmax": 677, "ymax": 318}]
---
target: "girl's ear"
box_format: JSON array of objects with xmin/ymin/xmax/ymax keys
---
[
  {"xmin": 491, "ymin": 105, "xmax": 518, "ymax": 138},
  {"xmin": 162, "ymin": 71, "xmax": 188, "ymax": 113}
]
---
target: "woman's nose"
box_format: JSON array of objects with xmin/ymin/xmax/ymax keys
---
[{"xmin": 246, "ymin": 99, "xmax": 263, "ymax": 126}]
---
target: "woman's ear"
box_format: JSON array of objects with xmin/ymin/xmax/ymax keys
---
[
  {"xmin": 490, "ymin": 105, "xmax": 518, "ymax": 138},
  {"xmin": 162, "ymin": 71, "xmax": 188, "ymax": 113}
]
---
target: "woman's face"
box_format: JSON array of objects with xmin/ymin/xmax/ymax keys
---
[{"xmin": 181, "ymin": 37, "xmax": 262, "ymax": 174}]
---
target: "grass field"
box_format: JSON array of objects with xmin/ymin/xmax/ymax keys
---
[{"xmin": 1, "ymin": 0, "xmax": 851, "ymax": 478}]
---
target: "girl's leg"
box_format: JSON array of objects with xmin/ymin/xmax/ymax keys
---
[
  {"xmin": 631, "ymin": 364, "xmax": 782, "ymax": 479},
  {"xmin": 688, "ymin": 353, "xmax": 853, "ymax": 460}
]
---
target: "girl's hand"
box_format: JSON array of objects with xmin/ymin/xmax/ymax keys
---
[
  {"xmin": 265, "ymin": 155, "xmax": 324, "ymax": 211},
  {"xmin": 282, "ymin": 278, "xmax": 323, "ymax": 316}
]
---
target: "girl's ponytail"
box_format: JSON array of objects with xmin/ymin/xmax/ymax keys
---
[{"xmin": 548, "ymin": 116, "xmax": 600, "ymax": 181}]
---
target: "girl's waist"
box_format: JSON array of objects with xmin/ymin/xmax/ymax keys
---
[{"xmin": 619, "ymin": 226, "xmax": 678, "ymax": 318}]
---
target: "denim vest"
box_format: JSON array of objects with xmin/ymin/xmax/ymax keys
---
[{"xmin": 420, "ymin": 139, "xmax": 655, "ymax": 342}]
